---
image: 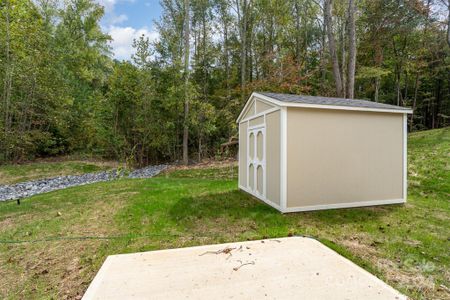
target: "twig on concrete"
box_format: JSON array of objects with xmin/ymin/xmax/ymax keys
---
[
  {"xmin": 233, "ymin": 260, "xmax": 255, "ymax": 271},
  {"xmin": 199, "ymin": 247, "xmax": 236, "ymax": 256}
]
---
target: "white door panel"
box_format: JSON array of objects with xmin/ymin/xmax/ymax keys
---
[{"xmin": 247, "ymin": 126, "xmax": 265, "ymax": 198}]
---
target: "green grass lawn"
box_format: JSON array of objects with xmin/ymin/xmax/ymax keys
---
[
  {"xmin": 0, "ymin": 159, "xmax": 118, "ymax": 185},
  {"xmin": 0, "ymin": 128, "xmax": 449, "ymax": 300}
]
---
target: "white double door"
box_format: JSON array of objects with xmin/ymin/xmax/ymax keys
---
[{"xmin": 248, "ymin": 126, "xmax": 265, "ymax": 197}]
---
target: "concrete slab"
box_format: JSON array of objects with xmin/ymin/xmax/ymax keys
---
[{"xmin": 83, "ymin": 237, "xmax": 406, "ymax": 300}]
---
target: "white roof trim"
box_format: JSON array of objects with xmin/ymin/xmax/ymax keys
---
[{"xmin": 237, "ymin": 93, "xmax": 412, "ymax": 123}]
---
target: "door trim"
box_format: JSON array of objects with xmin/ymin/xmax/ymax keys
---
[{"xmin": 247, "ymin": 126, "xmax": 266, "ymax": 198}]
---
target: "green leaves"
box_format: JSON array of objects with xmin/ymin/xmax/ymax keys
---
[
  {"xmin": 0, "ymin": 0, "xmax": 448, "ymax": 164},
  {"xmin": 356, "ymin": 66, "xmax": 391, "ymax": 79}
]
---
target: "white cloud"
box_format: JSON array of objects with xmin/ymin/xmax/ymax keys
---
[
  {"xmin": 96, "ymin": 0, "xmax": 117, "ymax": 13},
  {"xmin": 108, "ymin": 26, "xmax": 159, "ymax": 60},
  {"xmin": 96, "ymin": 0, "xmax": 135, "ymax": 12},
  {"xmin": 95, "ymin": 0, "xmax": 157, "ymax": 60},
  {"xmin": 95, "ymin": 0, "xmax": 134, "ymax": 24},
  {"xmin": 111, "ymin": 14, "xmax": 128, "ymax": 25}
]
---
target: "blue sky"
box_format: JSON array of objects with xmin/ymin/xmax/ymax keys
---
[{"xmin": 97, "ymin": 0, "xmax": 162, "ymax": 60}]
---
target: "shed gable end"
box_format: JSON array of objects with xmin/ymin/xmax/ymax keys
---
[
  {"xmin": 239, "ymin": 95, "xmax": 278, "ymax": 123},
  {"xmin": 255, "ymin": 99, "xmax": 275, "ymax": 114},
  {"xmin": 242, "ymin": 100, "xmax": 256, "ymax": 120}
]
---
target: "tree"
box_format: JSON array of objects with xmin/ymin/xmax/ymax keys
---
[
  {"xmin": 346, "ymin": 0, "xmax": 356, "ymax": 98},
  {"xmin": 183, "ymin": 0, "xmax": 190, "ymax": 165},
  {"xmin": 1, "ymin": 0, "xmax": 12, "ymax": 148},
  {"xmin": 324, "ymin": 0, "xmax": 344, "ymax": 97},
  {"xmin": 443, "ymin": 0, "xmax": 450, "ymax": 47},
  {"xmin": 235, "ymin": 0, "xmax": 252, "ymax": 101},
  {"xmin": 1, "ymin": 0, "xmax": 449, "ymax": 165}
]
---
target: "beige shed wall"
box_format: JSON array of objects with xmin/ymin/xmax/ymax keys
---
[
  {"xmin": 265, "ymin": 111, "xmax": 281, "ymax": 205},
  {"xmin": 239, "ymin": 121, "xmax": 248, "ymax": 187},
  {"xmin": 286, "ymin": 108, "xmax": 403, "ymax": 208}
]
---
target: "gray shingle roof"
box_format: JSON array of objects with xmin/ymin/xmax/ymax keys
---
[{"xmin": 258, "ymin": 92, "xmax": 412, "ymax": 112}]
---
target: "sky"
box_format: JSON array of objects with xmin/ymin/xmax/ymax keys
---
[{"xmin": 96, "ymin": 0, "xmax": 162, "ymax": 60}]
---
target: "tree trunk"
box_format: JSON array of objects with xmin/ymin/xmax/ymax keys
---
[
  {"xmin": 404, "ymin": 70, "xmax": 408, "ymax": 100},
  {"xmin": 324, "ymin": 0, "xmax": 343, "ymax": 97},
  {"xmin": 340, "ymin": 18, "xmax": 346, "ymax": 98},
  {"xmin": 202, "ymin": 7, "xmax": 207, "ymax": 101},
  {"xmin": 198, "ymin": 136, "xmax": 202, "ymax": 162},
  {"xmin": 373, "ymin": 41, "xmax": 383, "ymax": 102},
  {"xmin": 392, "ymin": 36, "xmax": 407, "ymax": 106},
  {"xmin": 396, "ymin": 68, "xmax": 401, "ymax": 106},
  {"xmin": 236, "ymin": 0, "xmax": 248, "ymax": 102},
  {"xmin": 2, "ymin": 0, "xmax": 12, "ymax": 146},
  {"xmin": 409, "ymin": 72, "xmax": 419, "ymax": 131},
  {"xmin": 374, "ymin": 77, "xmax": 380, "ymax": 102},
  {"xmin": 346, "ymin": 0, "xmax": 356, "ymax": 99},
  {"xmin": 221, "ymin": 7, "xmax": 230, "ymax": 98},
  {"xmin": 320, "ymin": 11, "xmax": 327, "ymax": 83},
  {"xmin": 182, "ymin": 0, "xmax": 190, "ymax": 165},
  {"xmin": 435, "ymin": 78, "xmax": 442, "ymax": 128},
  {"xmin": 248, "ymin": 19, "xmax": 253, "ymax": 83},
  {"xmin": 447, "ymin": 1, "xmax": 450, "ymax": 48},
  {"xmin": 295, "ymin": 1, "xmax": 301, "ymax": 64}
]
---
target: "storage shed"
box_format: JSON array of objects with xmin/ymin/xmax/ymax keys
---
[{"xmin": 236, "ymin": 92, "xmax": 413, "ymax": 213}]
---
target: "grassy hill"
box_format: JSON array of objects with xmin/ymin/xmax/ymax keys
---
[
  {"xmin": 0, "ymin": 128, "xmax": 448, "ymax": 300},
  {"xmin": 0, "ymin": 159, "xmax": 118, "ymax": 185}
]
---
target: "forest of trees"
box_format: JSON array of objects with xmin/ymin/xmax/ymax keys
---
[{"xmin": 0, "ymin": 0, "xmax": 449, "ymax": 165}]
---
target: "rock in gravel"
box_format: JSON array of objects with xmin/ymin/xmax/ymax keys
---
[{"xmin": 0, "ymin": 164, "xmax": 168, "ymax": 202}]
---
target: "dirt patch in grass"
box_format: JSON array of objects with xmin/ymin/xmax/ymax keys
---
[
  {"xmin": 377, "ymin": 258, "xmax": 440, "ymax": 299},
  {"xmin": 0, "ymin": 190, "xmax": 131, "ymax": 299},
  {"xmin": 1, "ymin": 238, "xmax": 114, "ymax": 299},
  {"xmin": 192, "ymin": 216, "xmax": 258, "ymax": 241},
  {"xmin": 0, "ymin": 216, "xmax": 15, "ymax": 232},
  {"xmin": 339, "ymin": 234, "xmax": 447, "ymax": 299},
  {"xmin": 340, "ymin": 234, "xmax": 377, "ymax": 256}
]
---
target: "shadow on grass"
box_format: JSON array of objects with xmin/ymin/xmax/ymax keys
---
[
  {"xmin": 168, "ymin": 189, "xmax": 401, "ymax": 235},
  {"xmin": 297, "ymin": 203, "xmax": 405, "ymax": 226},
  {"xmin": 169, "ymin": 190, "xmax": 279, "ymax": 220}
]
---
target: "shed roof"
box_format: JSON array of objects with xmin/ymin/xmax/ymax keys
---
[
  {"xmin": 237, "ymin": 92, "xmax": 412, "ymax": 123},
  {"xmin": 258, "ymin": 92, "xmax": 412, "ymax": 112}
]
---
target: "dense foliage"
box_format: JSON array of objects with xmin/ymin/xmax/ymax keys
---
[{"xmin": 0, "ymin": 0, "xmax": 449, "ymax": 165}]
